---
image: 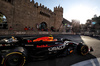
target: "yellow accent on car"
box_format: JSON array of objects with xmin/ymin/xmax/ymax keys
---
[
  {"xmin": 49, "ymin": 37, "xmax": 53, "ymax": 40},
  {"xmin": 6, "ymin": 52, "xmax": 22, "ymax": 57},
  {"xmin": 12, "ymin": 36, "xmax": 15, "ymax": 40},
  {"xmin": 1, "ymin": 58, "xmax": 5, "ymax": 64}
]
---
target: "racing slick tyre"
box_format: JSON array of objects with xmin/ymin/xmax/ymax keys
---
[
  {"xmin": 77, "ymin": 43, "xmax": 89, "ymax": 55},
  {"xmin": 1, "ymin": 52, "xmax": 26, "ymax": 66}
]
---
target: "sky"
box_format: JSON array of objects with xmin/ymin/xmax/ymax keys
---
[{"xmin": 33, "ymin": 0, "xmax": 100, "ymax": 24}]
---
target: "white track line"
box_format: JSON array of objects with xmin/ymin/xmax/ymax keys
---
[{"xmin": 71, "ymin": 58, "xmax": 100, "ymax": 66}]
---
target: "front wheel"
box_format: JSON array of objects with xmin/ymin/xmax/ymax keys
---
[{"xmin": 2, "ymin": 52, "xmax": 26, "ymax": 66}]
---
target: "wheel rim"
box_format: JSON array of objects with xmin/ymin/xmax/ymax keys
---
[{"xmin": 81, "ymin": 46, "xmax": 88, "ymax": 55}]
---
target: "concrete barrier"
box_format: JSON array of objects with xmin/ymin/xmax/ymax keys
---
[{"xmin": 0, "ymin": 30, "xmax": 72, "ymax": 35}]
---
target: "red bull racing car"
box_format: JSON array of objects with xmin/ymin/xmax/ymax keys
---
[{"xmin": 0, "ymin": 36, "xmax": 93, "ymax": 66}]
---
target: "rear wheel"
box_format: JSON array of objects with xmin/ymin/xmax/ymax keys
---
[
  {"xmin": 3, "ymin": 52, "xmax": 26, "ymax": 66},
  {"xmin": 77, "ymin": 43, "xmax": 89, "ymax": 55}
]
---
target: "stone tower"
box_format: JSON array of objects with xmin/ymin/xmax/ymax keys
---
[{"xmin": 54, "ymin": 5, "xmax": 63, "ymax": 31}]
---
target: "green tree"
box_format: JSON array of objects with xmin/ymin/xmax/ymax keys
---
[{"xmin": 92, "ymin": 16, "xmax": 100, "ymax": 25}]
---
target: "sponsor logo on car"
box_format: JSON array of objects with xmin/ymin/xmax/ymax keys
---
[{"xmin": 48, "ymin": 45, "xmax": 65, "ymax": 51}]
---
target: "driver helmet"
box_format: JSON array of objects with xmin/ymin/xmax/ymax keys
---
[{"xmin": 49, "ymin": 35, "xmax": 53, "ymax": 37}]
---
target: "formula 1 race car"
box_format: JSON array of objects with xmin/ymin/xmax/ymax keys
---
[{"xmin": 0, "ymin": 36, "xmax": 93, "ymax": 66}]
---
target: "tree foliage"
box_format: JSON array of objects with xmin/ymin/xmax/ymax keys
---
[{"xmin": 92, "ymin": 16, "xmax": 100, "ymax": 25}]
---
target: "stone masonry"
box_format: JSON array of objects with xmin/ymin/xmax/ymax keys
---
[{"xmin": 0, "ymin": 0, "xmax": 63, "ymax": 31}]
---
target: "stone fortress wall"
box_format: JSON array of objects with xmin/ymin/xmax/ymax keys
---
[{"xmin": 0, "ymin": 0, "xmax": 63, "ymax": 31}]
